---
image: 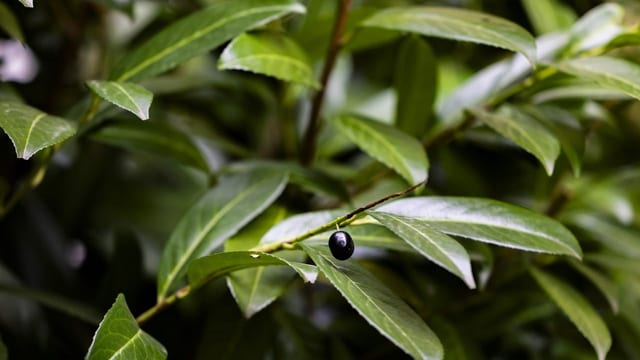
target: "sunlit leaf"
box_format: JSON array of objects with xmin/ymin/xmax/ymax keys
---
[
  {"xmin": 0, "ymin": 2, "xmax": 24, "ymax": 42},
  {"xmin": 377, "ymin": 197, "xmax": 581, "ymax": 258},
  {"xmin": 188, "ymin": 251, "xmax": 317, "ymax": 289},
  {"xmin": 521, "ymin": 0, "xmax": 576, "ymax": 35},
  {"xmin": 393, "ymin": 35, "xmax": 436, "ymax": 137},
  {"xmin": 333, "ymin": 115, "xmax": 428, "ymax": 185},
  {"xmin": 369, "ymin": 212, "xmax": 475, "ymax": 288},
  {"xmin": 0, "ymin": 102, "xmax": 76, "ymax": 160},
  {"xmin": 531, "ymin": 267, "xmax": 611, "ymax": 360},
  {"xmin": 85, "ymin": 294, "xmax": 167, "ymax": 360},
  {"xmin": 110, "ymin": 0, "xmax": 306, "ymax": 82},
  {"xmin": 362, "ymin": 6, "xmax": 536, "ymax": 64},
  {"xmin": 302, "ymin": 245, "xmax": 443, "ymax": 360},
  {"xmin": 219, "ymin": 32, "xmax": 319, "ymax": 88},
  {"xmin": 554, "ymin": 56, "xmax": 640, "ymax": 101},
  {"xmin": 157, "ymin": 169, "xmax": 288, "ymax": 300},
  {"xmin": 86, "ymin": 81, "xmax": 153, "ymax": 120},
  {"xmin": 472, "ymin": 106, "xmax": 560, "ymax": 175},
  {"xmin": 17, "ymin": 0, "xmax": 32, "ymax": 8}
]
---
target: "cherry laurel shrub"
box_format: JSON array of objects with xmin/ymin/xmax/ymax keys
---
[{"xmin": 1, "ymin": 0, "xmax": 640, "ymax": 359}]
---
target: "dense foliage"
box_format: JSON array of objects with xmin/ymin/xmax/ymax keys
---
[{"xmin": 1, "ymin": 0, "xmax": 640, "ymax": 359}]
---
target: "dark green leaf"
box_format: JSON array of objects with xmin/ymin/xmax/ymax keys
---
[
  {"xmin": 569, "ymin": 260, "xmax": 619, "ymax": 313},
  {"xmin": 0, "ymin": 284, "xmax": 101, "ymax": 324},
  {"xmin": 86, "ymin": 81, "xmax": 153, "ymax": 120},
  {"xmin": 157, "ymin": 169, "xmax": 288, "ymax": 300},
  {"xmin": 0, "ymin": 102, "xmax": 76, "ymax": 160},
  {"xmin": 333, "ymin": 115, "xmax": 428, "ymax": 185},
  {"xmin": 0, "ymin": 334, "xmax": 6, "ymax": 360},
  {"xmin": 430, "ymin": 317, "xmax": 469, "ymax": 360},
  {"xmin": 0, "ymin": 2, "xmax": 24, "ymax": 42},
  {"xmin": 377, "ymin": 197, "xmax": 582, "ymax": 258},
  {"xmin": 554, "ymin": 56, "xmax": 640, "ymax": 101},
  {"xmin": 586, "ymin": 253, "xmax": 640, "ymax": 278},
  {"xmin": 567, "ymin": 213, "xmax": 640, "ymax": 258},
  {"xmin": 393, "ymin": 35, "xmax": 436, "ymax": 137},
  {"xmin": 85, "ymin": 294, "xmax": 167, "ymax": 360},
  {"xmin": 188, "ymin": 251, "xmax": 316, "ymax": 289},
  {"xmin": 369, "ymin": 212, "xmax": 475, "ymax": 288},
  {"xmin": 473, "ymin": 106, "xmax": 560, "ymax": 175},
  {"xmin": 362, "ymin": 6, "xmax": 536, "ymax": 65},
  {"xmin": 531, "ymin": 267, "xmax": 611, "ymax": 360},
  {"xmin": 90, "ymin": 120, "xmax": 209, "ymax": 171},
  {"xmin": 219, "ymin": 32, "xmax": 319, "ymax": 88},
  {"xmin": 110, "ymin": 0, "xmax": 305, "ymax": 82},
  {"xmin": 302, "ymin": 245, "xmax": 443, "ymax": 360}
]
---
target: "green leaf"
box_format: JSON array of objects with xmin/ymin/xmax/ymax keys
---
[
  {"xmin": 260, "ymin": 209, "xmax": 344, "ymax": 245},
  {"xmin": 302, "ymin": 244, "xmax": 443, "ymax": 360},
  {"xmin": 530, "ymin": 267, "xmax": 611, "ymax": 360},
  {"xmin": 521, "ymin": 0, "xmax": 576, "ymax": 35},
  {"xmin": 586, "ymin": 253, "xmax": 640, "ymax": 278},
  {"xmin": 532, "ymin": 81, "xmax": 629, "ymax": 103},
  {"xmin": 17, "ymin": 0, "xmax": 32, "ymax": 8},
  {"xmin": 0, "ymin": 2, "xmax": 24, "ymax": 42},
  {"xmin": 362, "ymin": 6, "xmax": 536, "ymax": 65},
  {"xmin": 306, "ymin": 224, "xmax": 412, "ymax": 253},
  {"xmin": 568, "ymin": 3, "xmax": 624, "ymax": 54},
  {"xmin": 110, "ymin": 0, "xmax": 305, "ymax": 82},
  {"xmin": 554, "ymin": 56, "xmax": 640, "ymax": 101},
  {"xmin": 393, "ymin": 35, "xmax": 437, "ymax": 137},
  {"xmin": 377, "ymin": 197, "xmax": 582, "ymax": 258},
  {"xmin": 569, "ymin": 260, "xmax": 619, "ymax": 313},
  {"xmin": 85, "ymin": 294, "xmax": 167, "ymax": 360},
  {"xmin": 157, "ymin": 169, "xmax": 288, "ymax": 300},
  {"xmin": 0, "ymin": 284, "xmax": 101, "ymax": 324},
  {"xmin": 0, "ymin": 102, "xmax": 76, "ymax": 160},
  {"xmin": 219, "ymin": 32, "xmax": 319, "ymax": 88},
  {"xmin": 86, "ymin": 81, "xmax": 153, "ymax": 120},
  {"xmin": 369, "ymin": 212, "xmax": 475, "ymax": 288},
  {"xmin": 472, "ymin": 106, "xmax": 560, "ymax": 175},
  {"xmin": 90, "ymin": 120, "xmax": 209, "ymax": 172},
  {"xmin": 188, "ymin": 251, "xmax": 316, "ymax": 289},
  {"xmin": 333, "ymin": 115, "xmax": 428, "ymax": 185}
]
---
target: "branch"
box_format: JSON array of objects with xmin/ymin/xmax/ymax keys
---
[{"xmin": 300, "ymin": 0, "xmax": 351, "ymax": 166}]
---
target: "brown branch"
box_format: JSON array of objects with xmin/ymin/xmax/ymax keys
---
[{"xmin": 300, "ymin": 0, "xmax": 351, "ymax": 166}]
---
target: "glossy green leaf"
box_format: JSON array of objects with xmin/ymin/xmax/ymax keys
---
[
  {"xmin": 17, "ymin": 0, "xmax": 32, "ymax": 8},
  {"xmin": 362, "ymin": 6, "xmax": 536, "ymax": 65},
  {"xmin": 369, "ymin": 212, "xmax": 475, "ymax": 288},
  {"xmin": 86, "ymin": 81, "xmax": 153, "ymax": 120},
  {"xmin": 85, "ymin": 294, "xmax": 167, "ymax": 360},
  {"xmin": 224, "ymin": 207, "xmax": 300, "ymax": 318},
  {"xmin": 554, "ymin": 56, "xmax": 640, "ymax": 101},
  {"xmin": 90, "ymin": 121, "xmax": 209, "ymax": 171},
  {"xmin": 110, "ymin": 0, "xmax": 305, "ymax": 82},
  {"xmin": 393, "ymin": 35, "xmax": 436, "ymax": 137},
  {"xmin": 219, "ymin": 32, "xmax": 319, "ymax": 88},
  {"xmin": 157, "ymin": 169, "xmax": 288, "ymax": 300},
  {"xmin": 0, "ymin": 102, "xmax": 76, "ymax": 160},
  {"xmin": 260, "ymin": 209, "xmax": 343, "ymax": 245},
  {"xmin": 188, "ymin": 251, "xmax": 316, "ymax": 289},
  {"xmin": 531, "ymin": 267, "xmax": 611, "ymax": 360},
  {"xmin": 473, "ymin": 106, "xmax": 560, "ymax": 175},
  {"xmin": 377, "ymin": 197, "xmax": 582, "ymax": 258},
  {"xmin": 333, "ymin": 115, "xmax": 428, "ymax": 185},
  {"xmin": 302, "ymin": 245, "xmax": 443, "ymax": 360},
  {"xmin": 521, "ymin": 0, "xmax": 576, "ymax": 35},
  {"xmin": 569, "ymin": 260, "xmax": 619, "ymax": 313},
  {"xmin": 520, "ymin": 104, "xmax": 585, "ymax": 177},
  {"xmin": 0, "ymin": 2, "xmax": 24, "ymax": 42}
]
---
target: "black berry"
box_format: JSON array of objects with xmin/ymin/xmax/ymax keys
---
[{"xmin": 328, "ymin": 231, "xmax": 354, "ymax": 260}]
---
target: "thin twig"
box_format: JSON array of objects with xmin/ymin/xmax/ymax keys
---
[
  {"xmin": 136, "ymin": 285, "xmax": 191, "ymax": 325},
  {"xmin": 300, "ymin": 0, "xmax": 351, "ymax": 166}
]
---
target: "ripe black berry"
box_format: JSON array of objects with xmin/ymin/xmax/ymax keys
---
[{"xmin": 328, "ymin": 231, "xmax": 354, "ymax": 260}]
